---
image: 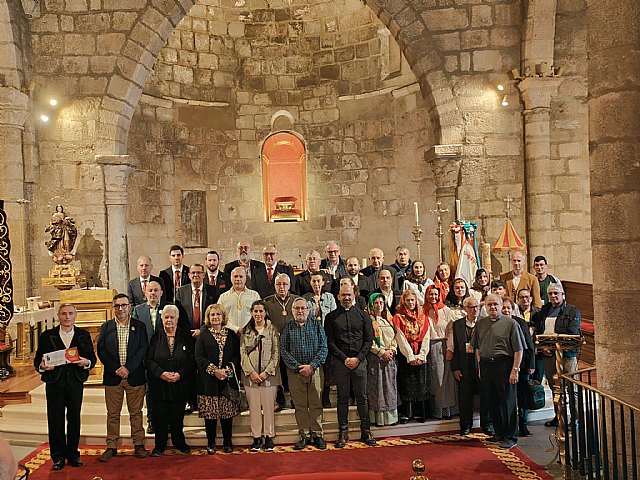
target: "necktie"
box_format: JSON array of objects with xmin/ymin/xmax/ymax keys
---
[
  {"xmin": 193, "ymin": 287, "xmax": 201, "ymax": 329},
  {"xmin": 209, "ymin": 273, "xmax": 215, "ymax": 286},
  {"xmin": 174, "ymin": 270, "xmax": 180, "ymax": 290},
  {"xmin": 142, "ymin": 280, "xmax": 148, "ymax": 295},
  {"xmin": 267, "ymin": 267, "xmax": 273, "ymax": 283}
]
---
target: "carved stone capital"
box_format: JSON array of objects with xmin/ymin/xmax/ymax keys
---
[
  {"xmin": 0, "ymin": 87, "xmax": 29, "ymax": 128},
  {"xmin": 425, "ymin": 144, "xmax": 463, "ymax": 192},
  {"xmin": 96, "ymin": 155, "xmax": 138, "ymax": 202},
  {"xmin": 517, "ymin": 77, "xmax": 563, "ymax": 110}
]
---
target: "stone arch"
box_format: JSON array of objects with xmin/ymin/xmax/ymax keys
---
[{"xmin": 96, "ymin": 0, "xmax": 465, "ymax": 155}]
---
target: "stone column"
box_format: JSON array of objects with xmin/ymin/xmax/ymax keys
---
[
  {"xmin": 425, "ymin": 144, "xmax": 462, "ymax": 263},
  {"xmin": 0, "ymin": 87, "xmax": 30, "ymax": 306},
  {"xmin": 96, "ymin": 155, "xmax": 138, "ymax": 293},
  {"xmin": 587, "ymin": 0, "xmax": 640, "ymax": 405},
  {"xmin": 517, "ymin": 77, "xmax": 562, "ymax": 262}
]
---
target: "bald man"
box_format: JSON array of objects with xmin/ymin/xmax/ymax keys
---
[
  {"xmin": 500, "ymin": 252, "xmax": 541, "ymax": 308},
  {"xmin": 223, "ymin": 240, "xmax": 267, "ymax": 292},
  {"xmin": 127, "ymin": 255, "xmax": 165, "ymax": 307}
]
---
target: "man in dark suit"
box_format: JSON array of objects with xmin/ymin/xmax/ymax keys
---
[
  {"xmin": 97, "ymin": 293, "xmax": 149, "ymax": 462},
  {"xmin": 370, "ymin": 269, "xmax": 401, "ymax": 314},
  {"xmin": 159, "ymin": 245, "xmax": 190, "ymax": 303},
  {"xmin": 204, "ymin": 250, "xmax": 231, "ymax": 295},
  {"xmin": 388, "ymin": 245, "xmax": 412, "ymax": 288},
  {"xmin": 253, "ymin": 243, "xmax": 297, "ymax": 298},
  {"xmin": 360, "ymin": 248, "xmax": 400, "ymax": 292},
  {"xmin": 223, "ymin": 240, "xmax": 266, "ymax": 292},
  {"xmin": 320, "ymin": 240, "xmax": 347, "ymax": 279},
  {"xmin": 338, "ymin": 256, "xmax": 375, "ymax": 299},
  {"xmin": 127, "ymin": 255, "xmax": 165, "ymax": 307},
  {"xmin": 296, "ymin": 250, "xmax": 333, "ymax": 296},
  {"xmin": 175, "ymin": 263, "xmax": 218, "ymax": 335},
  {"xmin": 132, "ymin": 280, "xmax": 166, "ymax": 433},
  {"xmin": 449, "ymin": 296, "xmax": 493, "ymax": 436},
  {"xmin": 34, "ymin": 303, "xmax": 96, "ymax": 471}
]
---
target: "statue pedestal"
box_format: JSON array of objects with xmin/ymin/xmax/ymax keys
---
[
  {"xmin": 41, "ymin": 265, "xmax": 78, "ymax": 291},
  {"xmin": 60, "ymin": 289, "xmax": 117, "ymax": 384}
]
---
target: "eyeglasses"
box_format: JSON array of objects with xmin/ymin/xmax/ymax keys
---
[
  {"xmin": 114, "ymin": 304, "xmax": 130, "ymax": 309},
  {"xmin": 548, "ymin": 291, "xmax": 562, "ymax": 296},
  {"xmin": 465, "ymin": 305, "xmax": 480, "ymax": 309},
  {"xmin": 326, "ymin": 250, "xmax": 339, "ymax": 254},
  {"xmin": 190, "ymin": 271, "xmax": 204, "ymax": 275},
  {"xmin": 293, "ymin": 306, "xmax": 309, "ymax": 311},
  {"xmin": 16, "ymin": 464, "xmax": 30, "ymax": 480},
  {"xmin": 263, "ymin": 252, "xmax": 276, "ymax": 256}
]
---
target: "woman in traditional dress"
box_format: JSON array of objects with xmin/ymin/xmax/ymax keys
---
[
  {"xmin": 366, "ymin": 293, "xmax": 398, "ymax": 426},
  {"xmin": 393, "ymin": 289, "xmax": 431, "ymax": 424},
  {"xmin": 195, "ymin": 304, "xmax": 241, "ymax": 454},
  {"xmin": 240, "ymin": 300, "xmax": 280, "ymax": 452},
  {"xmin": 303, "ymin": 272, "xmax": 337, "ymax": 407},
  {"xmin": 470, "ymin": 268, "xmax": 491, "ymax": 303},
  {"xmin": 432, "ymin": 262, "xmax": 452, "ymax": 300},
  {"xmin": 402, "ymin": 260, "xmax": 434, "ymax": 307},
  {"xmin": 146, "ymin": 304, "xmax": 195, "ymax": 457},
  {"xmin": 445, "ymin": 277, "xmax": 470, "ymax": 319},
  {"xmin": 424, "ymin": 285, "xmax": 458, "ymax": 419}
]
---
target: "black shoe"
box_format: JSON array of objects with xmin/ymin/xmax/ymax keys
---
[
  {"xmin": 67, "ymin": 458, "xmax": 83, "ymax": 467},
  {"xmin": 322, "ymin": 400, "xmax": 332, "ymax": 408},
  {"xmin": 360, "ymin": 431, "xmax": 377, "ymax": 447},
  {"xmin": 177, "ymin": 444, "xmax": 191, "ymax": 454},
  {"xmin": 499, "ymin": 439, "xmax": 517, "ymax": 450},
  {"xmin": 399, "ymin": 416, "xmax": 410, "ymax": 424},
  {"xmin": 134, "ymin": 445, "xmax": 148, "ymax": 458},
  {"xmin": 206, "ymin": 443, "xmax": 216, "ymax": 455},
  {"xmin": 275, "ymin": 403, "xmax": 286, "ymax": 412},
  {"xmin": 263, "ymin": 436, "xmax": 275, "ymax": 452},
  {"xmin": 335, "ymin": 430, "xmax": 348, "ymax": 448},
  {"xmin": 312, "ymin": 435, "xmax": 326, "ymax": 450},
  {"xmin": 184, "ymin": 404, "xmax": 193, "ymax": 415},
  {"xmin": 150, "ymin": 448, "xmax": 163, "ymax": 457},
  {"xmin": 250, "ymin": 437, "xmax": 262, "ymax": 452},
  {"xmin": 460, "ymin": 429, "xmax": 471, "ymax": 436},
  {"xmin": 52, "ymin": 460, "xmax": 65, "ymax": 471},
  {"xmin": 482, "ymin": 426, "xmax": 496, "ymax": 436},
  {"xmin": 545, "ymin": 418, "xmax": 558, "ymax": 427},
  {"xmin": 99, "ymin": 448, "xmax": 117, "ymax": 462},
  {"xmin": 294, "ymin": 434, "xmax": 309, "ymax": 450},
  {"xmin": 415, "ymin": 417, "xmax": 426, "ymax": 423},
  {"xmin": 486, "ymin": 436, "xmax": 503, "ymax": 443},
  {"xmin": 519, "ymin": 424, "xmax": 531, "ymax": 437},
  {"xmin": 223, "ymin": 444, "xmax": 233, "ymax": 454},
  {"xmin": 146, "ymin": 424, "xmax": 155, "ymax": 434}
]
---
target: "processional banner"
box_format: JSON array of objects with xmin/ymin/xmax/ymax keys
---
[{"xmin": 0, "ymin": 200, "xmax": 14, "ymax": 332}]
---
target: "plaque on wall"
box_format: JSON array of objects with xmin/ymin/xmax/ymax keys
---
[
  {"xmin": 181, "ymin": 190, "xmax": 208, "ymax": 247},
  {"xmin": 261, "ymin": 132, "xmax": 308, "ymax": 222}
]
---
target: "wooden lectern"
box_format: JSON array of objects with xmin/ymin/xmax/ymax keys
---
[{"xmin": 60, "ymin": 289, "xmax": 117, "ymax": 384}]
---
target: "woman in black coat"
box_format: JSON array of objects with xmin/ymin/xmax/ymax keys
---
[
  {"xmin": 195, "ymin": 304, "xmax": 241, "ymax": 454},
  {"xmin": 146, "ymin": 304, "xmax": 195, "ymax": 457}
]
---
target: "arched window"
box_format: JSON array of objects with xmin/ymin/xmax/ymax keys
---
[{"xmin": 261, "ymin": 130, "xmax": 308, "ymax": 222}]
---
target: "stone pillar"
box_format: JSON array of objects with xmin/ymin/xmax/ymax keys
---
[
  {"xmin": 587, "ymin": 0, "xmax": 640, "ymax": 405},
  {"xmin": 517, "ymin": 77, "xmax": 562, "ymax": 263},
  {"xmin": 0, "ymin": 87, "xmax": 30, "ymax": 306},
  {"xmin": 96, "ymin": 155, "xmax": 138, "ymax": 294},
  {"xmin": 425, "ymin": 144, "xmax": 462, "ymax": 263}
]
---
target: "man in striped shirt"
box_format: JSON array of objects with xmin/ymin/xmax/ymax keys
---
[{"xmin": 280, "ymin": 297, "xmax": 328, "ymax": 450}]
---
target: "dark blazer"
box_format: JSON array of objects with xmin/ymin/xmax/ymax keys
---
[
  {"xmin": 531, "ymin": 302, "xmax": 581, "ymax": 337},
  {"xmin": 370, "ymin": 287, "xmax": 401, "ymax": 315},
  {"xmin": 320, "ymin": 257, "xmax": 348, "ymax": 279},
  {"xmin": 132, "ymin": 301, "xmax": 167, "ymax": 341},
  {"xmin": 253, "ymin": 263, "xmax": 297, "ymax": 298},
  {"xmin": 513, "ymin": 315, "xmax": 536, "ymax": 373},
  {"xmin": 295, "ymin": 270, "xmax": 333, "ymax": 296},
  {"xmin": 388, "ymin": 260, "xmax": 412, "ymax": 288},
  {"xmin": 195, "ymin": 327, "xmax": 241, "ymax": 397},
  {"xmin": 223, "ymin": 259, "xmax": 267, "ymax": 292},
  {"xmin": 97, "ymin": 317, "xmax": 149, "ymax": 387},
  {"xmin": 360, "ymin": 264, "xmax": 401, "ymax": 292},
  {"xmin": 146, "ymin": 328, "xmax": 196, "ymax": 402},
  {"xmin": 175, "ymin": 284, "xmax": 218, "ymax": 330},
  {"xmin": 333, "ymin": 274, "xmax": 375, "ymax": 300},
  {"xmin": 127, "ymin": 274, "xmax": 166, "ymax": 307},
  {"xmin": 450, "ymin": 317, "xmax": 477, "ymax": 378},
  {"xmin": 205, "ymin": 270, "xmax": 231, "ymax": 295},
  {"xmin": 34, "ymin": 326, "xmax": 96, "ymax": 384},
  {"xmin": 159, "ymin": 265, "xmax": 191, "ymax": 303}
]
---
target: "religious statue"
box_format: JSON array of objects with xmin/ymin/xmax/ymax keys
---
[{"xmin": 45, "ymin": 205, "xmax": 77, "ymax": 265}]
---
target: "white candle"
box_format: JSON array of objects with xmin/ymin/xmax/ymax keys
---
[
  {"xmin": 414, "ymin": 202, "xmax": 419, "ymax": 225},
  {"xmin": 361, "ymin": 258, "xmax": 367, "ymax": 269},
  {"xmin": 456, "ymin": 199, "xmax": 461, "ymax": 220}
]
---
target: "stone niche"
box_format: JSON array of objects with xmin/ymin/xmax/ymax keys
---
[{"xmin": 125, "ymin": 0, "xmax": 437, "ymax": 271}]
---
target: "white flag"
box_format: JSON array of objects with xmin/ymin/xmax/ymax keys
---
[{"xmin": 455, "ymin": 238, "xmax": 478, "ymax": 287}]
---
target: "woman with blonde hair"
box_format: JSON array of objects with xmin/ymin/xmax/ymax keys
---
[{"xmin": 195, "ymin": 304, "xmax": 241, "ymax": 454}]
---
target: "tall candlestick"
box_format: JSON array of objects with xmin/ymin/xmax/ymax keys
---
[{"xmin": 414, "ymin": 202, "xmax": 419, "ymax": 224}]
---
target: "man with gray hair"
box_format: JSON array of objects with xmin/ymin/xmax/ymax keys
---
[
  {"xmin": 361, "ymin": 248, "xmax": 400, "ymax": 291},
  {"xmin": 296, "ymin": 250, "xmax": 333, "ymax": 296},
  {"xmin": 218, "ymin": 267, "xmax": 261, "ymax": 333},
  {"xmin": 320, "ymin": 240, "xmax": 347, "ymax": 279},
  {"xmin": 532, "ymin": 282, "xmax": 581, "ymax": 427},
  {"xmin": 472, "ymin": 294, "xmax": 523, "ymax": 450},
  {"xmin": 127, "ymin": 255, "xmax": 165, "ymax": 307}
]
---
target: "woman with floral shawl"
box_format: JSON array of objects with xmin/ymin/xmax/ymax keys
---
[
  {"xmin": 424, "ymin": 285, "xmax": 458, "ymax": 419},
  {"xmin": 366, "ymin": 293, "xmax": 398, "ymax": 426},
  {"xmin": 393, "ymin": 289, "xmax": 431, "ymax": 423}
]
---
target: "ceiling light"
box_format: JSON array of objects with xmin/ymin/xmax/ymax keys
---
[
  {"xmin": 49, "ymin": 98, "xmax": 58, "ymax": 106},
  {"xmin": 40, "ymin": 114, "xmax": 49, "ymax": 122}
]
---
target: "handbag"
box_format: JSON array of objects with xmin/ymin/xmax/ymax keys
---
[
  {"xmin": 526, "ymin": 379, "xmax": 546, "ymax": 410},
  {"xmin": 221, "ymin": 362, "xmax": 245, "ymax": 407}
]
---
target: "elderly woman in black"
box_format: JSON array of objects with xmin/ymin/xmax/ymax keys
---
[
  {"xmin": 195, "ymin": 304, "xmax": 241, "ymax": 454},
  {"xmin": 146, "ymin": 304, "xmax": 194, "ymax": 457}
]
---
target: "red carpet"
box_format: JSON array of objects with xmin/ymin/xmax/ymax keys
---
[{"xmin": 19, "ymin": 433, "xmax": 554, "ymax": 480}]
